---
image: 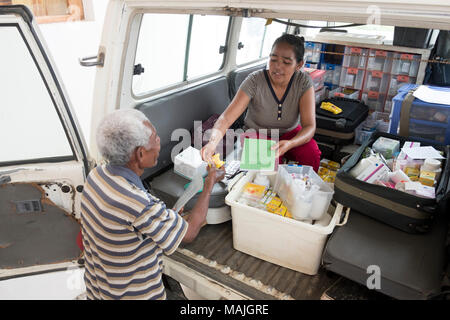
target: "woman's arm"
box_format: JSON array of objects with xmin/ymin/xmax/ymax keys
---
[
  {"xmin": 201, "ymin": 89, "xmax": 250, "ymax": 162},
  {"xmin": 272, "ymin": 86, "xmax": 316, "ymax": 157}
]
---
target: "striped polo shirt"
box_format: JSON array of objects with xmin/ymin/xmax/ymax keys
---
[{"xmin": 80, "ymin": 165, "xmax": 188, "ymax": 300}]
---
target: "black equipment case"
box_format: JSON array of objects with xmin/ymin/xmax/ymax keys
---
[
  {"xmin": 322, "ymin": 208, "xmax": 449, "ymax": 300},
  {"xmin": 315, "ymin": 97, "xmax": 369, "ymax": 145},
  {"xmin": 334, "ymin": 131, "xmax": 450, "ymax": 234}
]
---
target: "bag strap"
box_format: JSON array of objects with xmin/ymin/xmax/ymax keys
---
[{"xmin": 399, "ymin": 89, "xmax": 416, "ymax": 137}]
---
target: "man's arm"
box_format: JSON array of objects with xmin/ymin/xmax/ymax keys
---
[{"xmin": 182, "ymin": 166, "xmax": 225, "ymax": 243}]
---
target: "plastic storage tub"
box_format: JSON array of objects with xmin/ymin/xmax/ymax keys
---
[
  {"xmin": 389, "ymin": 84, "xmax": 450, "ymax": 145},
  {"xmin": 304, "ymin": 41, "xmax": 323, "ymax": 64},
  {"xmin": 304, "ymin": 68, "xmax": 325, "ymax": 91},
  {"xmin": 354, "ymin": 111, "xmax": 390, "ymax": 145},
  {"xmin": 321, "ymin": 63, "xmax": 342, "ymax": 86},
  {"xmin": 274, "ymin": 165, "xmax": 334, "ymax": 221},
  {"xmin": 225, "ymin": 170, "xmax": 343, "ymax": 275}
]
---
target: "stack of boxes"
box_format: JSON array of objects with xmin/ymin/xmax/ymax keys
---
[
  {"xmin": 303, "ymin": 41, "xmax": 422, "ymax": 115},
  {"xmin": 384, "ymin": 53, "xmax": 420, "ymax": 113},
  {"xmin": 320, "ymin": 43, "xmax": 345, "ymax": 95},
  {"xmin": 303, "ymin": 41, "xmax": 323, "ymax": 69},
  {"xmin": 304, "ymin": 67, "xmax": 326, "ymax": 104},
  {"xmin": 339, "ymin": 46, "xmax": 368, "ymax": 92}
]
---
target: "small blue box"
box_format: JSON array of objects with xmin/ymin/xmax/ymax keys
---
[{"xmin": 389, "ymin": 84, "xmax": 450, "ymax": 145}]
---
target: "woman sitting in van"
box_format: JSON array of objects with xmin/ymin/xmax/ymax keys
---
[{"xmin": 201, "ymin": 34, "xmax": 321, "ymax": 171}]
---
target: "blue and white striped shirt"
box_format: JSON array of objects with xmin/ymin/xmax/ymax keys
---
[{"xmin": 80, "ymin": 165, "xmax": 188, "ymax": 300}]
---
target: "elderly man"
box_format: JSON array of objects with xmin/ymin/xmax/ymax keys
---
[{"xmin": 80, "ymin": 109, "xmax": 224, "ymax": 300}]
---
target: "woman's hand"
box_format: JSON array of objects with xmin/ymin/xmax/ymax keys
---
[
  {"xmin": 271, "ymin": 140, "xmax": 292, "ymax": 158},
  {"xmin": 201, "ymin": 141, "xmax": 217, "ymax": 164}
]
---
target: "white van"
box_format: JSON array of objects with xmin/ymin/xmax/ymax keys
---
[{"xmin": 0, "ymin": 0, "xmax": 449, "ymax": 300}]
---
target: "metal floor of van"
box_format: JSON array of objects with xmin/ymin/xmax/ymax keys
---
[{"xmin": 170, "ymin": 200, "xmax": 399, "ymax": 300}]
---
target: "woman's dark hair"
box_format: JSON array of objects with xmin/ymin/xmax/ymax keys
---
[{"xmin": 272, "ymin": 34, "xmax": 305, "ymax": 63}]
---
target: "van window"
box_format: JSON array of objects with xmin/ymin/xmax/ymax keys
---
[
  {"xmin": 133, "ymin": 14, "xmax": 189, "ymax": 95},
  {"xmin": 132, "ymin": 13, "xmax": 229, "ymax": 95},
  {"xmin": 187, "ymin": 15, "xmax": 229, "ymax": 79},
  {"xmin": 0, "ymin": 26, "xmax": 73, "ymax": 163},
  {"xmin": 236, "ymin": 17, "xmax": 287, "ymax": 65}
]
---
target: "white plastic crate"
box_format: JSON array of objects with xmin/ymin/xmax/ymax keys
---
[
  {"xmin": 274, "ymin": 165, "xmax": 334, "ymax": 221},
  {"xmin": 225, "ymin": 170, "xmax": 345, "ymax": 275}
]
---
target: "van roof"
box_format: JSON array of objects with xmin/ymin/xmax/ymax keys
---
[{"xmin": 120, "ymin": 0, "xmax": 450, "ymax": 29}]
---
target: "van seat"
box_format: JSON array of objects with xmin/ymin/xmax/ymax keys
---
[{"xmin": 137, "ymin": 76, "xmax": 230, "ymax": 180}]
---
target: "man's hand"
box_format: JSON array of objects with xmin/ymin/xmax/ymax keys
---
[{"xmin": 204, "ymin": 165, "xmax": 226, "ymax": 189}]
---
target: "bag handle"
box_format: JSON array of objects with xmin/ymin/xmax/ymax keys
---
[
  {"xmin": 399, "ymin": 89, "xmax": 416, "ymax": 137},
  {"xmin": 335, "ymin": 203, "xmax": 351, "ymax": 227}
]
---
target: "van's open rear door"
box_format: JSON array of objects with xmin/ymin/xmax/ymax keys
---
[{"xmin": 0, "ymin": 5, "xmax": 90, "ymax": 280}]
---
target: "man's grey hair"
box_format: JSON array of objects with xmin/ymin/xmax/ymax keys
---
[{"xmin": 96, "ymin": 109, "xmax": 153, "ymax": 166}]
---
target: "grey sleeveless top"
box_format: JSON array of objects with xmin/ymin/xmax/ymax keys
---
[{"xmin": 239, "ymin": 69, "xmax": 313, "ymax": 135}]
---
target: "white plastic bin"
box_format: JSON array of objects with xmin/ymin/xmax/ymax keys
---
[
  {"xmin": 274, "ymin": 165, "xmax": 334, "ymax": 221},
  {"xmin": 225, "ymin": 170, "xmax": 344, "ymax": 275}
]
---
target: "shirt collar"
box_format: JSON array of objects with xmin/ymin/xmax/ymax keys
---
[{"xmin": 105, "ymin": 164, "xmax": 146, "ymax": 192}]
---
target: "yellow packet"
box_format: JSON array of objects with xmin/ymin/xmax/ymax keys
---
[
  {"xmin": 405, "ymin": 167, "xmax": 419, "ymax": 181},
  {"xmin": 268, "ymin": 198, "xmax": 282, "ymax": 207},
  {"xmin": 320, "ymin": 102, "xmax": 342, "ymax": 115},
  {"xmin": 318, "ymin": 166, "xmax": 330, "ymax": 177},
  {"xmin": 419, "ymin": 171, "xmax": 435, "ymax": 187},
  {"xmin": 242, "ymin": 183, "xmax": 266, "ymax": 199},
  {"xmin": 211, "ymin": 153, "xmax": 225, "ymax": 168},
  {"xmin": 268, "ymin": 206, "xmax": 287, "ymax": 216}
]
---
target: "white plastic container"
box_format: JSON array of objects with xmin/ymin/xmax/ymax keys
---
[
  {"xmin": 174, "ymin": 146, "xmax": 207, "ymax": 180},
  {"xmin": 225, "ymin": 170, "xmax": 345, "ymax": 275},
  {"xmin": 274, "ymin": 165, "xmax": 334, "ymax": 221}
]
